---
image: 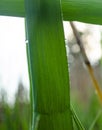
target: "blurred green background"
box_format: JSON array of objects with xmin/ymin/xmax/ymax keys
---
[
  {"xmin": 0, "ymin": 81, "xmax": 30, "ymax": 130},
  {"xmin": 66, "ymin": 22, "xmax": 102, "ymax": 130},
  {"xmin": 0, "ymin": 82, "xmax": 30, "ymax": 130}
]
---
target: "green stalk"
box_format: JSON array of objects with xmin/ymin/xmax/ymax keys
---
[
  {"xmin": 1, "ymin": 0, "xmax": 102, "ymax": 25},
  {"xmin": 25, "ymin": 0, "xmax": 73, "ymax": 130}
]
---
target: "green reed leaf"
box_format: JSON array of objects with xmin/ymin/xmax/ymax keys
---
[{"xmin": 25, "ymin": 0, "xmax": 73, "ymax": 129}]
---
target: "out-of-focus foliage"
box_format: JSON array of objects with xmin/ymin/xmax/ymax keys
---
[
  {"xmin": 67, "ymin": 23, "xmax": 102, "ymax": 130},
  {"xmin": 0, "ymin": 81, "xmax": 30, "ymax": 130},
  {"xmin": 72, "ymin": 94, "xmax": 102, "ymax": 130}
]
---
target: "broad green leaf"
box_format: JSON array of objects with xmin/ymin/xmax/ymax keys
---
[
  {"xmin": 1, "ymin": 0, "xmax": 102, "ymax": 25},
  {"xmin": 25, "ymin": 0, "xmax": 73, "ymax": 129}
]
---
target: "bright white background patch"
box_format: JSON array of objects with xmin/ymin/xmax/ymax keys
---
[
  {"xmin": 63, "ymin": 21, "xmax": 102, "ymax": 65},
  {"xmin": 0, "ymin": 16, "xmax": 29, "ymax": 103}
]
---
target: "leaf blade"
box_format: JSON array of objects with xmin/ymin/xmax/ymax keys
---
[
  {"xmin": 25, "ymin": 0, "xmax": 73, "ymax": 129},
  {"xmin": 1, "ymin": 0, "xmax": 102, "ymax": 25}
]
